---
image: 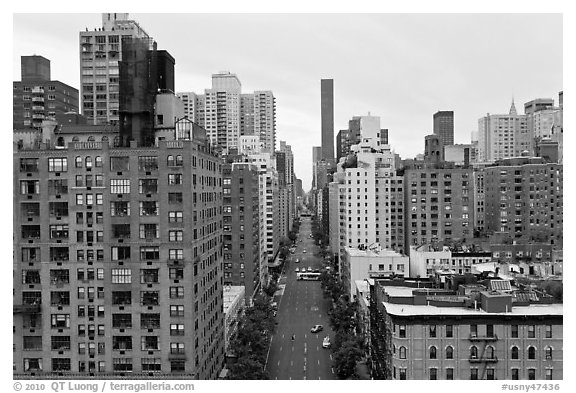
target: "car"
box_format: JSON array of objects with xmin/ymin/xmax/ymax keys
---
[
  {"xmin": 295, "ymin": 267, "xmax": 300, "ymax": 272},
  {"xmin": 307, "ymin": 267, "xmax": 313, "ymax": 272},
  {"xmin": 303, "ymin": 250, "xmax": 307, "ymax": 253},
  {"xmin": 311, "ymin": 325, "xmax": 323, "ymax": 333},
  {"xmin": 295, "ymin": 258, "xmax": 300, "ymax": 263},
  {"xmin": 322, "ymin": 336, "xmax": 331, "ymax": 349},
  {"xmin": 290, "ymin": 250, "xmax": 295, "ymax": 254},
  {"xmin": 271, "ymin": 302, "xmax": 278, "ymax": 310}
]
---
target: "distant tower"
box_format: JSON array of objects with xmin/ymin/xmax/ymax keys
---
[
  {"xmin": 433, "ymin": 110, "xmax": 454, "ymax": 146},
  {"xmin": 321, "ymin": 79, "xmax": 335, "ymax": 163}
]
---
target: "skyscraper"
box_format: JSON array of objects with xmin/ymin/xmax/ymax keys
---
[
  {"xmin": 79, "ymin": 13, "xmax": 151, "ymax": 126},
  {"xmin": 321, "ymin": 79, "xmax": 334, "ymax": 163},
  {"xmin": 433, "ymin": 110, "xmax": 454, "ymax": 146}
]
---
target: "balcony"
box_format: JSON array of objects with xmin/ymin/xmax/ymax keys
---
[
  {"xmin": 32, "ymin": 96, "xmax": 44, "ymax": 103},
  {"xmin": 468, "ymin": 334, "xmax": 498, "ymax": 341},
  {"xmin": 32, "ymin": 87, "xmax": 44, "ymax": 94},
  {"xmin": 14, "ymin": 304, "xmax": 41, "ymax": 314},
  {"xmin": 469, "ymin": 356, "xmax": 498, "ymax": 363}
]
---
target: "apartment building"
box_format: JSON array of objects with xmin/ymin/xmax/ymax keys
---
[
  {"xmin": 483, "ymin": 157, "xmax": 562, "ymax": 248},
  {"xmin": 80, "ymin": 13, "xmax": 151, "ymax": 126},
  {"xmin": 369, "ymin": 280, "xmax": 563, "ymax": 380},
  {"xmin": 222, "ymin": 161, "xmax": 261, "ymax": 303},
  {"xmin": 14, "ymin": 135, "xmax": 225, "ymax": 379},
  {"xmin": 14, "ymin": 56, "xmax": 79, "ymax": 130}
]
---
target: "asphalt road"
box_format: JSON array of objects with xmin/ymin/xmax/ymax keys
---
[{"xmin": 265, "ymin": 217, "xmax": 336, "ymax": 380}]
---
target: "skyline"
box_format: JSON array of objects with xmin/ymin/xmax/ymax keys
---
[{"xmin": 12, "ymin": 13, "xmax": 562, "ymax": 190}]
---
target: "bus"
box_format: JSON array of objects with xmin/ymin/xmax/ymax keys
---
[{"xmin": 297, "ymin": 272, "xmax": 321, "ymax": 281}]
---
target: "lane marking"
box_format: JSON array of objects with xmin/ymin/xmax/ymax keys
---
[
  {"xmin": 330, "ymin": 354, "xmax": 333, "ymax": 361},
  {"xmin": 317, "ymin": 346, "xmax": 319, "ymax": 351},
  {"xmin": 279, "ymin": 346, "xmax": 282, "ymax": 352},
  {"xmin": 291, "ymin": 360, "xmax": 293, "ymax": 366},
  {"xmin": 318, "ymin": 360, "xmax": 320, "ymax": 365},
  {"xmin": 292, "ymin": 346, "xmax": 294, "ymax": 352},
  {"xmin": 282, "ymin": 334, "xmax": 284, "ymax": 339},
  {"xmin": 331, "ymin": 368, "xmax": 334, "ymax": 374},
  {"xmin": 319, "ymin": 377, "xmax": 321, "ymax": 380},
  {"xmin": 277, "ymin": 361, "xmax": 280, "ymax": 367}
]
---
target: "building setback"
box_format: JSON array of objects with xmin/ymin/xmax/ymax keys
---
[
  {"xmin": 14, "ymin": 137, "xmax": 225, "ymax": 379},
  {"xmin": 13, "ymin": 56, "xmax": 79, "ymax": 130}
]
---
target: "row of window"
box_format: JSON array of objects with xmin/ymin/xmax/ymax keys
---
[
  {"xmin": 394, "ymin": 367, "xmax": 554, "ymax": 380},
  {"xmin": 23, "ymin": 358, "xmax": 189, "ymax": 373},
  {"xmin": 395, "ymin": 345, "xmax": 554, "ymax": 360},
  {"xmin": 394, "ymin": 324, "xmax": 554, "ymax": 338}
]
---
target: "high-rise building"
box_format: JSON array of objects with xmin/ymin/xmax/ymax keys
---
[
  {"xmin": 13, "ymin": 56, "xmax": 79, "ymax": 130},
  {"xmin": 80, "ymin": 13, "xmax": 151, "ymax": 126},
  {"xmin": 222, "ymin": 161, "xmax": 261, "ymax": 303},
  {"xmin": 477, "ymin": 102, "xmax": 529, "ymax": 162},
  {"xmin": 321, "ymin": 79, "xmax": 334, "ymax": 163},
  {"xmin": 483, "ymin": 157, "xmax": 562, "ymax": 248},
  {"xmin": 403, "ymin": 165, "xmax": 475, "ymax": 252},
  {"xmin": 337, "ymin": 116, "xmax": 389, "ymax": 163},
  {"xmin": 177, "ymin": 73, "xmax": 276, "ymax": 154},
  {"xmin": 433, "ymin": 110, "xmax": 454, "ymax": 146},
  {"xmin": 13, "ymin": 131, "xmax": 225, "ymax": 379}
]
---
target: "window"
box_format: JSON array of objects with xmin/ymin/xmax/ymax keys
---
[
  {"xmin": 546, "ymin": 369, "xmax": 553, "ymax": 380},
  {"xmin": 170, "ymin": 287, "xmax": 184, "ymax": 299},
  {"xmin": 20, "ymin": 180, "xmax": 40, "ymax": 195},
  {"xmin": 470, "ymin": 368, "xmax": 478, "ymax": 380},
  {"xmin": 140, "ymin": 314, "xmax": 161, "ymax": 329},
  {"xmin": 399, "ymin": 346, "xmax": 406, "ymax": 359},
  {"xmin": 446, "ymin": 324, "xmax": 453, "ymax": 338},
  {"xmin": 169, "ymin": 211, "xmax": 183, "ymax": 223},
  {"xmin": 141, "ymin": 358, "xmax": 161, "ymax": 372},
  {"xmin": 140, "ymin": 247, "xmax": 159, "ymax": 260},
  {"xmin": 169, "ymin": 230, "xmax": 183, "ymax": 242},
  {"xmin": 170, "ymin": 324, "xmax": 185, "ymax": 336},
  {"xmin": 112, "ymin": 314, "xmax": 132, "ymax": 329},
  {"xmin": 470, "ymin": 346, "xmax": 478, "ymax": 359},
  {"xmin": 138, "ymin": 156, "xmax": 158, "ymax": 171},
  {"xmin": 511, "ymin": 346, "xmax": 519, "ymax": 359},
  {"xmin": 470, "ymin": 324, "xmax": 477, "ymax": 337},
  {"xmin": 168, "ymin": 193, "xmax": 183, "ymax": 204},
  {"xmin": 446, "ymin": 368, "xmax": 454, "ymax": 380},
  {"xmin": 446, "ymin": 346, "xmax": 453, "ymax": 359},
  {"xmin": 139, "ymin": 224, "xmax": 159, "ymax": 239},
  {"xmin": 140, "ymin": 291, "xmax": 159, "ymax": 306},
  {"xmin": 546, "ymin": 325, "xmax": 552, "ymax": 338},
  {"xmin": 511, "ymin": 325, "xmax": 519, "ymax": 338},
  {"xmin": 486, "ymin": 368, "xmax": 495, "ymax": 380},
  {"xmin": 528, "ymin": 369, "xmax": 536, "ymax": 380},
  {"xmin": 169, "ymin": 249, "xmax": 183, "ymax": 260},
  {"xmin": 545, "ymin": 347, "xmax": 553, "ymax": 360},
  {"xmin": 512, "ymin": 368, "xmax": 519, "ymax": 380},
  {"xmin": 399, "ymin": 325, "xmax": 406, "ymax": 338},
  {"xmin": 486, "ymin": 324, "xmax": 494, "ymax": 337},
  {"xmin": 399, "ymin": 368, "xmax": 406, "ymax": 380},
  {"xmin": 110, "ymin": 179, "xmax": 130, "ymax": 194},
  {"xmin": 52, "ymin": 358, "xmax": 71, "ymax": 371},
  {"xmin": 528, "ymin": 346, "xmax": 536, "ymax": 360},
  {"xmin": 170, "ymin": 343, "xmax": 185, "ymax": 354},
  {"xmin": 139, "ymin": 201, "xmax": 158, "ymax": 216},
  {"xmin": 168, "ymin": 174, "xmax": 183, "ymax": 185},
  {"xmin": 48, "ymin": 158, "xmax": 67, "ymax": 172},
  {"xmin": 429, "ymin": 368, "xmax": 437, "ymax": 380},
  {"xmin": 429, "ymin": 325, "xmax": 437, "ymax": 338},
  {"xmin": 170, "ymin": 305, "xmax": 184, "ymax": 317},
  {"xmin": 110, "ymin": 201, "xmax": 130, "ymax": 217},
  {"xmin": 429, "ymin": 346, "xmax": 437, "ymax": 359},
  {"xmin": 110, "ymin": 157, "xmax": 129, "ymax": 171},
  {"xmin": 171, "ymin": 360, "xmax": 185, "ymax": 372},
  {"xmin": 95, "ymin": 156, "xmax": 102, "ymax": 167},
  {"xmin": 140, "ymin": 269, "xmax": 159, "ymax": 284},
  {"xmin": 111, "ymin": 269, "xmax": 131, "ymax": 284},
  {"xmin": 51, "ymin": 314, "xmax": 70, "ymax": 329},
  {"xmin": 111, "ymin": 246, "xmax": 130, "ymax": 261},
  {"xmin": 20, "ymin": 158, "xmax": 39, "ymax": 172},
  {"xmin": 112, "ymin": 358, "xmax": 132, "ymax": 372},
  {"xmin": 139, "ymin": 179, "xmax": 158, "ymax": 194},
  {"xmin": 528, "ymin": 325, "xmax": 536, "ymax": 338}
]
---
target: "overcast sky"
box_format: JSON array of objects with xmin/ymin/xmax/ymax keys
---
[{"xmin": 12, "ymin": 13, "xmax": 562, "ymax": 190}]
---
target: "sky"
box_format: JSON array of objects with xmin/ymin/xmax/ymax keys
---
[{"xmin": 11, "ymin": 12, "xmax": 563, "ymax": 190}]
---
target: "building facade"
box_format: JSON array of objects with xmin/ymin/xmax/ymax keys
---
[
  {"xmin": 370, "ymin": 280, "xmax": 563, "ymax": 380},
  {"xmin": 321, "ymin": 79, "xmax": 334, "ymax": 163},
  {"xmin": 14, "ymin": 136, "xmax": 225, "ymax": 379}
]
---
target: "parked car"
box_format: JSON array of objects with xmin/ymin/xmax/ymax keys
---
[
  {"xmin": 303, "ymin": 250, "xmax": 307, "ymax": 253},
  {"xmin": 295, "ymin": 267, "xmax": 300, "ymax": 272},
  {"xmin": 311, "ymin": 325, "xmax": 323, "ymax": 333},
  {"xmin": 322, "ymin": 336, "xmax": 331, "ymax": 348},
  {"xmin": 307, "ymin": 267, "xmax": 313, "ymax": 272},
  {"xmin": 295, "ymin": 258, "xmax": 300, "ymax": 263}
]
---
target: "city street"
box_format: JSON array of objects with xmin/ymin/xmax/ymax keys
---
[{"xmin": 265, "ymin": 217, "xmax": 336, "ymax": 380}]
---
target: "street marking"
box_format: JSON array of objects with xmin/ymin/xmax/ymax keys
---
[
  {"xmin": 318, "ymin": 360, "xmax": 320, "ymax": 365},
  {"xmin": 303, "ymin": 365, "xmax": 306, "ymax": 371},
  {"xmin": 304, "ymin": 334, "xmax": 307, "ymax": 339},
  {"xmin": 291, "ymin": 360, "xmax": 293, "ymax": 366},
  {"xmin": 282, "ymin": 334, "xmax": 284, "ymax": 339},
  {"xmin": 317, "ymin": 346, "xmax": 319, "ymax": 351},
  {"xmin": 330, "ymin": 354, "xmax": 333, "ymax": 360},
  {"xmin": 278, "ymin": 361, "xmax": 280, "ymax": 367},
  {"xmin": 319, "ymin": 377, "xmax": 321, "ymax": 380},
  {"xmin": 292, "ymin": 346, "xmax": 294, "ymax": 351},
  {"xmin": 331, "ymin": 368, "xmax": 334, "ymax": 374},
  {"xmin": 280, "ymin": 346, "xmax": 282, "ymax": 352},
  {"xmin": 303, "ymin": 376, "xmax": 306, "ymax": 380}
]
